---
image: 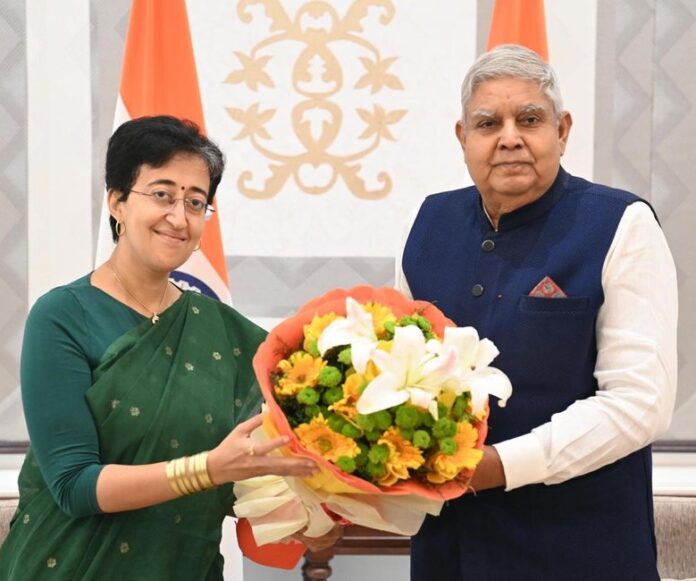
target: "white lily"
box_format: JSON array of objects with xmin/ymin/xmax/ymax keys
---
[
  {"xmin": 435, "ymin": 327, "xmax": 513, "ymax": 414},
  {"xmin": 356, "ymin": 325, "xmax": 460, "ymax": 418},
  {"xmin": 317, "ymin": 297, "xmax": 378, "ymax": 373}
]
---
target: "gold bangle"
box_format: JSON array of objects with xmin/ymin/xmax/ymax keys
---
[
  {"xmin": 186, "ymin": 455, "xmax": 204, "ymax": 493},
  {"xmin": 166, "ymin": 453, "xmax": 215, "ymax": 497},
  {"xmin": 190, "ymin": 452, "xmax": 206, "ymax": 491},
  {"xmin": 202, "ymin": 451, "xmax": 214, "ymax": 489},
  {"xmin": 172, "ymin": 458, "xmax": 185, "ymax": 495},
  {"xmin": 195, "ymin": 451, "xmax": 214, "ymax": 489},
  {"xmin": 180, "ymin": 456, "xmax": 194, "ymax": 494},
  {"xmin": 180, "ymin": 457, "xmax": 198, "ymax": 495},
  {"xmin": 193, "ymin": 452, "xmax": 207, "ymax": 489},
  {"xmin": 175, "ymin": 457, "xmax": 195, "ymax": 495},
  {"xmin": 185, "ymin": 456, "xmax": 202, "ymax": 493},
  {"xmin": 165, "ymin": 460, "xmax": 185, "ymax": 497}
]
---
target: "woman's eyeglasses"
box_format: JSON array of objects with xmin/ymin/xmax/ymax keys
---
[{"xmin": 129, "ymin": 188, "xmax": 215, "ymax": 219}]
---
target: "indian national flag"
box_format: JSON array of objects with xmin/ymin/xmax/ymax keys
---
[{"xmin": 487, "ymin": 0, "xmax": 548, "ymax": 59}]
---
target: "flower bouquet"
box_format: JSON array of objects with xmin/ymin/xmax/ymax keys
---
[{"xmin": 234, "ymin": 286, "xmax": 511, "ymax": 567}]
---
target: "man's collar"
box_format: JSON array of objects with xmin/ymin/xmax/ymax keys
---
[{"xmin": 478, "ymin": 167, "xmax": 569, "ymax": 232}]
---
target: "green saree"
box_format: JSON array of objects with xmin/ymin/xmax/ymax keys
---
[{"xmin": 0, "ymin": 292, "xmax": 265, "ymax": 580}]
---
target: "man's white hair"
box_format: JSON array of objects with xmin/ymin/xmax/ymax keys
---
[{"xmin": 460, "ymin": 44, "xmax": 563, "ymax": 123}]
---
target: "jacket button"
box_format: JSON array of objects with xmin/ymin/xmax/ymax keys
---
[
  {"xmin": 471, "ymin": 284, "xmax": 484, "ymax": 297},
  {"xmin": 481, "ymin": 239, "xmax": 495, "ymax": 252}
]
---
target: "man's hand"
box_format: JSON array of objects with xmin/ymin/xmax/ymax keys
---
[
  {"xmin": 293, "ymin": 525, "xmax": 343, "ymax": 553},
  {"xmin": 469, "ymin": 445, "xmax": 506, "ymax": 492}
]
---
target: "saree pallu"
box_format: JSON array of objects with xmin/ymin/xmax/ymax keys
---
[{"xmin": 0, "ymin": 292, "xmax": 264, "ymax": 580}]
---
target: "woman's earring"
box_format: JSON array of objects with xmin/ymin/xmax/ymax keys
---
[
  {"xmin": 194, "ymin": 241, "xmax": 202, "ymax": 251},
  {"xmin": 115, "ymin": 221, "xmax": 126, "ymax": 237}
]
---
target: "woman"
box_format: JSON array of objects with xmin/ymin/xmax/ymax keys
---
[{"xmin": 0, "ymin": 116, "xmax": 320, "ymax": 579}]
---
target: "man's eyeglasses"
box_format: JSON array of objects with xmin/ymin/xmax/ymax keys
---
[{"xmin": 129, "ymin": 188, "xmax": 215, "ymax": 219}]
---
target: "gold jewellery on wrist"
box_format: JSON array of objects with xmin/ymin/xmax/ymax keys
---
[{"xmin": 166, "ymin": 451, "xmax": 214, "ymax": 497}]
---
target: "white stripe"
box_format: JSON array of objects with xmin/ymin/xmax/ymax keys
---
[{"xmin": 95, "ymin": 95, "xmax": 131, "ymax": 267}]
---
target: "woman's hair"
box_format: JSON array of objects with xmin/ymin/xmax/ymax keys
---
[
  {"xmin": 460, "ymin": 44, "xmax": 563, "ymax": 123},
  {"xmin": 105, "ymin": 115, "xmax": 225, "ymax": 241}
]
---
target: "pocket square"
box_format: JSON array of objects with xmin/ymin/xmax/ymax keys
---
[{"xmin": 529, "ymin": 276, "xmax": 567, "ymax": 298}]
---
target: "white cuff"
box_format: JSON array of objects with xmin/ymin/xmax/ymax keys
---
[{"xmin": 493, "ymin": 433, "xmax": 549, "ymax": 491}]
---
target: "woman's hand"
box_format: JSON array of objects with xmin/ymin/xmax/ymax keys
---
[{"xmin": 207, "ymin": 414, "xmax": 317, "ymax": 485}]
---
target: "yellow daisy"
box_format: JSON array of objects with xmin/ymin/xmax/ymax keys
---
[
  {"xmin": 362, "ymin": 302, "xmax": 397, "ymax": 338},
  {"xmin": 276, "ymin": 352, "xmax": 326, "ymax": 396},
  {"xmin": 295, "ymin": 414, "xmax": 361, "ymax": 462},
  {"xmin": 303, "ymin": 312, "xmax": 340, "ymax": 353},
  {"xmin": 376, "ymin": 428, "xmax": 425, "ymax": 487},
  {"xmin": 426, "ymin": 422, "xmax": 483, "ymax": 484},
  {"xmin": 329, "ymin": 372, "xmax": 367, "ymax": 419}
]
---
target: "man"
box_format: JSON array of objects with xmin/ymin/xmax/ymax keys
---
[{"xmin": 397, "ymin": 44, "xmax": 678, "ymax": 580}]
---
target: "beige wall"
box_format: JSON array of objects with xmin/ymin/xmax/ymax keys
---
[{"xmin": 594, "ymin": 0, "xmax": 696, "ymax": 442}]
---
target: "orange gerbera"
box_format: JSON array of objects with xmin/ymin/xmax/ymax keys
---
[
  {"xmin": 295, "ymin": 414, "xmax": 361, "ymax": 462},
  {"xmin": 329, "ymin": 372, "xmax": 367, "ymax": 419},
  {"xmin": 426, "ymin": 422, "xmax": 483, "ymax": 484},
  {"xmin": 362, "ymin": 302, "xmax": 396, "ymax": 338},
  {"xmin": 303, "ymin": 312, "xmax": 340, "ymax": 353},
  {"xmin": 376, "ymin": 428, "xmax": 425, "ymax": 487},
  {"xmin": 275, "ymin": 352, "xmax": 326, "ymax": 396}
]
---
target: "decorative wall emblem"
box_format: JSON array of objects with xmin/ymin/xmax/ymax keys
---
[{"xmin": 225, "ymin": 0, "xmax": 405, "ymax": 199}]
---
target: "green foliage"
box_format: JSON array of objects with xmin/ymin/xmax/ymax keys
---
[
  {"xmin": 399, "ymin": 427, "xmax": 414, "ymax": 441},
  {"xmin": 356, "ymin": 413, "xmax": 375, "ymax": 432},
  {"xmin": 341, "ymin": 423, "xmax": 362, "ymax": 439},
  {"xmin": 432, "ymin": 417, "xmax": 457, "ymax": 439},
  {"xmin": 452, "ymin": 394, "xmax": 469, "ymax": 420},
  {"xmin": 365, "ymin": 429, "xmax": 382, "ymax": 442},
  {"xmin": 368, "ymin": 443, "xmax": 390, "ymax": 464},
  {"xmin": 398, "ymin": 315, "xmax": 417, "ymax": 327},
  {"xmin": 306, "ymin": 340, "xmax": 320, "ymax": 357},
  {"xmin": 322, "ymin": 386, "xmax": 344, "ymax": 405},
  {"xmin": 355, "ymin": 443, "xmax": 369, "ymax": 467},
  {"xmin": 372, "ymin": 410, "xmax": 392, "ymax": 431},
  {"xmin": 395, "ymin": 405, "xmax": 421, "ymax": 429},
  {"xmin": 327, "ymin": 413, "xmax": 347, "ymax": 433},
  {"xmin": 439, "ymin": 437, "xmax": 458, "ymax": 456},
  {"xmin": 297, "ymin": 387, "xmax": 319, "ymax": 406},
  {"xmin": 304, "ymin": 404, "xmax": 321, "ymax": 419},
  {"xmin": 318, "ymin": 366, "xmax": 342, "ymax": 388},
  {"xmin": 413, "ymin": 430, "xmax": 431, "ymax": 448},
  {"xmin": 420, "ymin": 410, "xmax": 435, "ymax": 428},
  {"xmin": 336, "ymin": 456, "xmax": 356, "ymax": 473},
  {"xmin": 365, "ymin": 461, "xmax": 386, "ymax": 479},
  {"xmin": 415, "ymin": 316, "xmax": 432, "ymax": 333},
  {"xmin": 337, "ymin": 347, "xmax": 352, "ymax": 366}
]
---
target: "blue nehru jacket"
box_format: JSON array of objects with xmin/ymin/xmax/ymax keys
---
[{"xmin": 403, "ymin": 168, "xmax": 659, "ymax": 581}]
